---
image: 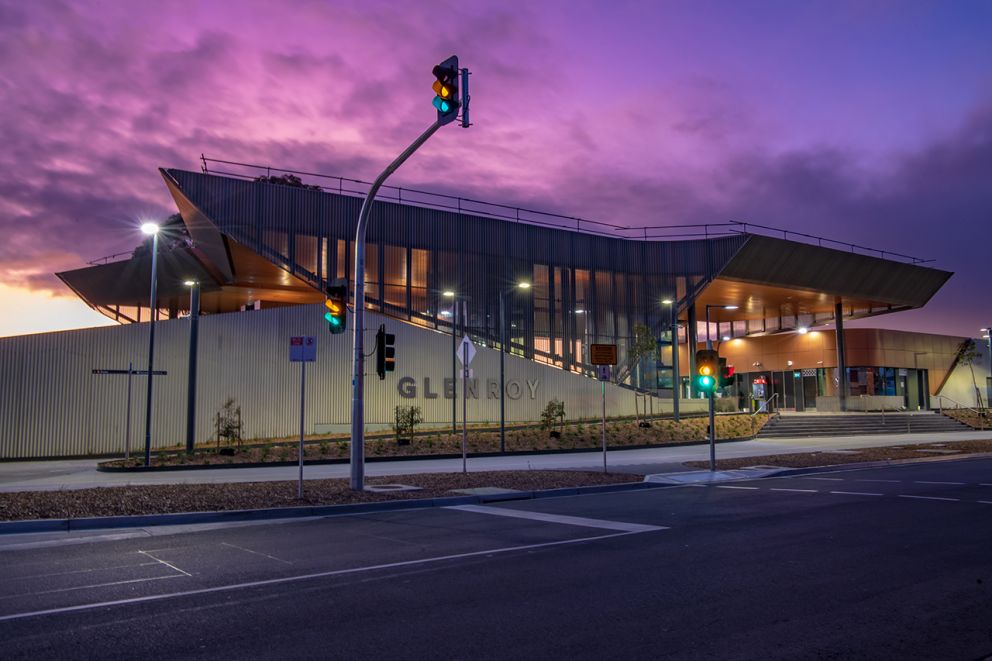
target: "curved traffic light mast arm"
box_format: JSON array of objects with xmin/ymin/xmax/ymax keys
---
[{"xmin": 350, "ymin": 118, "xmax": 443, "ymax": 491}]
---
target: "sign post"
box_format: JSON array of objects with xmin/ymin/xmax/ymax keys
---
[
  {"xmin": 591, "ymin": 344, "xmax": 618, "ymax": 474},
  {"xmin": 290, "ymin": 336, "xmax": 317, "ymax": 499},
  {"xmin": 92, "ymin": 366, "xmax": 167, "ymax": 460},
  {"xmin": 457, "ymin": 333, "xmax": 476, "ymax": 473}
]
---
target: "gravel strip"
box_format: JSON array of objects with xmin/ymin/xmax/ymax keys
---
[
  {"xmin": 684, "ymin": 439, "xmax": 992, "ymax": 471},
  {"xmin": 0, "ymin": 471, "xmax": 634, "ymax": 522}
]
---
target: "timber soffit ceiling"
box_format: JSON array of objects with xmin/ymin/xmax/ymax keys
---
[{"xmin": 697, "ymin": 235, "xmax": 953, "ymax": 320}]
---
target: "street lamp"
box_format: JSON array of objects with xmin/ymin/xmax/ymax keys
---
[
  {"xmin": 983, "ymin": 328, "xmax": 991, "ymax": 406},
  {"xmin": 443, "ymin": 291, "xmax": 458, "ymax": 433},
  {"xmin": 662, "ymin": 298, "xmax": 679, "ymax": 422},
  {"xmin": 499, "ymin": 281, "xmax": 531, "ymax": 452},
  {"xmin": 184, "ymin": 280, "xmax": 200, "ymax": 454},
  {"xmin": 140, "ymin": 222, "xmax": 160, "ymax": 466},
  {"xmin": 702, "ymin": 303, "xmax": 737, "ymax": 471}
]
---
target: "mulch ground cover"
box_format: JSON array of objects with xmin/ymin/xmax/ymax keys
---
[
  {"xmin": 0, "ymin": 470, "xmax": 635, "ymax": 522},
  {"xmin": 684, "ymin": 439, "xmax": 992, "ymax": 471}
]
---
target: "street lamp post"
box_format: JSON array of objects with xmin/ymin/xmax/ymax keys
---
[
  {"xmin": 663, "ymin": 299, "xmax": 679, "ymax": 422},
  {"xmin": 443, "ymin": 291, "xmax": 458, "ymax": 433},
  {"xmin": 704, "ymin": 303, "xmax": 738, "ymax": 471},
  {"xmin": 184, "ymin": 280, "xmax": 200, "ymax": 454},
  {"xmin": 140, "ymin": 222, "xmax": 160, "ymax": 467},
  {"xmin": 982, "ymin": 328, "xmax": 992, "ymax": 409},
  {"xmin": 499, "ymin": 281, "xmax": 530, "ymax": 453}
]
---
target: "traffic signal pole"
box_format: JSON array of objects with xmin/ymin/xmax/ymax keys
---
[
  {"xmin": 350, "ymin": 119, "xmax": 442, "ymax": 491},
  {"xmin": 706, "ymin": 305, "xmax": 716, "ymax": 472}
]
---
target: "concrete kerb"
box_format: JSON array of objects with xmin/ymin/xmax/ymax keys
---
[
  {"xmin": 0, "ymin": 480, "xmax": 662, "ymax": 536},
  {"xmin": 643, "ymin": 450, "xmax": 992, "ymax": 486}
]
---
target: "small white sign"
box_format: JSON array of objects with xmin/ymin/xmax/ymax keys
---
[
  {"xmin": 456, "ymin": 335, "xmax": 477, "ymax": 365},
  {"xmin": 597, "ymin": 365, "xmax": 611, "ymax": 382},
  {"xmin": 289, "ymin": 336, "xmax": 317, "ymax": 362},
  {"xmin": 463, "ymin": 368, "xmax": 474, "ymax": 379}
]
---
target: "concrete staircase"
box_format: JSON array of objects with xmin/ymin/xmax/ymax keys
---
[{"xmin": 756, "ymin": 412, "xmax": 971, "ymax": 438}]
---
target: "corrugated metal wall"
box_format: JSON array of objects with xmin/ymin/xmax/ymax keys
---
[{"xmin": 0, "ymin": 304, "xmax": 706, "ymax": 459}]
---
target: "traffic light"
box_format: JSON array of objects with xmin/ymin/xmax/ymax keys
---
[
  {"xmin": 375, "ymin": 324, "xmax": 396, "ymax": 380},
  {"xmin": 324, "ymin": 284, "xmax": 347, "ymax": 334},
  {"xmin": 432, "ymin": 55, "xmax": 460, "ymax": 125},
  {"xmin": 719, "ymin": 357, "xmax": 735, "ymax": 388},
  {"xmin": 695, "ymin": 349, "xmax": 719, "ymax": 394}
]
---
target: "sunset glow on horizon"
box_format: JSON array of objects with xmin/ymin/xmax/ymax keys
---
[{"xmin": 1, "ymin": 0, "xmax": 991, "ymax": 338}]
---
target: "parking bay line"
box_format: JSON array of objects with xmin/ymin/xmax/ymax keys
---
[
  {"xmin": 898, "ymin": 495, "xmax": 960, "ymax": 502},
  {"xmin": 446, "ymin": 504, "xmax": 667, "ymax": 533},
  {"xmin": 830, "ymin": 491, "xmax": 884, "ymax": 497},
  {"xmin": 0, "ymin": 530, "xmax": 650, "ymax": 624},
  {"xmin": 769, "ymin": 488, "xmax": 818, "ymax": 493}
]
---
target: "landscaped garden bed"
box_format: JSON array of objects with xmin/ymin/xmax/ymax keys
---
[
  {"xmin": 0, "ymin": 471, "xmax": 636, "ymax": 521},
  {"xmin": 100, "ymin": 413, "xmax": 769, "ymax": 470}
]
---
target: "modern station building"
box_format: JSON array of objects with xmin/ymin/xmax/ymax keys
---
[{"xmin": 0, "ymin": 160, "xmax": 987, "ymax": 458}]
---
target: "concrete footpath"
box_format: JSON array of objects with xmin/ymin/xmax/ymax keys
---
[{"xmin": 1, "ymin": 430, "xmax": 989, "ymax": 493}]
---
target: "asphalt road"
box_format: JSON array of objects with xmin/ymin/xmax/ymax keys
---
[
  {"xmin": 2, "ymin": 429, "xmax": 990, "ymax": 492},
  {"xmin": 2, "ymin": 457, "xmax": 992, "ymax": 660}
]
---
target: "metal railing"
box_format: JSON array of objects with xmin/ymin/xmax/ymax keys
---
[
  {"xmin": 751, "ymin": 393, "xmax": 779, "ymax": 436},
  {"xmin": 196, "ymin": 155, "xmax": 934, "ymax": 264}
]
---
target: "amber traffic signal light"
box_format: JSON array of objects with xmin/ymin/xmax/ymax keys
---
[
  {"xmin": 432, "ymin": 55, "xmax": 460, "ymax": 125},
  {"xmin": 695, "ymin": 349, "xmax": 719, "ymax": 393},
  {"xmin": 325, "ymin": 284, "xmax": 347, "ymax": 334}
]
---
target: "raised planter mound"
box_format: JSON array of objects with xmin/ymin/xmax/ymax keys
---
[{"xmin": 99, "ymin": 414, "xmax": 770, "ymax": 470}]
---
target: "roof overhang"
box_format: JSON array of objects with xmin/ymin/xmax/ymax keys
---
[{"xmin": 694, "ymin": 235, "xmax": 952, "ymax": 324}]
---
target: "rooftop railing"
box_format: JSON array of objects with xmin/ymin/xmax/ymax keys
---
[{"xmin": 167, "ymin": 155, "xmax": 930, "ymax": 265}]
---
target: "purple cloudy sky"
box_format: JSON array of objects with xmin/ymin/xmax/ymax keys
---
[{"xmin": 1, "ymin": 0, "xmax": 991, "ymax": 337}]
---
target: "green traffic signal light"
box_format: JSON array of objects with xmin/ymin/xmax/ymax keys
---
[
  {"xmin": 432, "ymin": 56, "xmax": 460, "ymax": 125},
  {"xmin": 325, "ymin": 284, "xmax": 347, "ymax": 334},
  {"xmin": 694, "ymin": 349, "xmax": 720, "ymax": 394}
]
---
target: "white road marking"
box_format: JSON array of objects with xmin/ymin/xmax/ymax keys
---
[
  {"xmin": 914, "ymin": 481, "xmax": 965, "ymax": 485},
  {"xmin": 770, "ymin": 488, "xmax": 818, "ymax": 493},
  {"xmin": 220, "ymin": 542, "xmax": 293, "ymax": 565},
  {"xmin": 978, "ymin": 501, "xmax": 992, "ymax": 505},
  {"xmin": 2, "ymin": 562, "xmax": 159, "ymax": 582},
  {"xmin": 715, "ymin": 486, "xmax": 759, "ymax": 490},
  {"xmin": 898, "ymin": 495, "xmax": 959, "ymax": 502},
  {"xmin": 0, "ymin": 575, "xmax": 182, "ymax": 601},
  {"xmin": 806, "ymin": 477, "xmax": 845, "ymax": 481},
  {"xmin": 0, "ymin": 530, "xmax": 649, "ymax": 623},
  {"xmin": 138, "ymin": 550, "xmax": 192, "ymax": 577},
  {"xmin": 447, "ymin": 504, "xmax": 666, "ymax": 533},
  {"xmin": 829, "ymin": 491, "xmax": 883, "ymax": 497}
]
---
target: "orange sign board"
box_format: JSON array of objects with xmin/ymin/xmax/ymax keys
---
[{"xmin": 590, "ymin": 343, "xmax": 618, "ymax": 365}]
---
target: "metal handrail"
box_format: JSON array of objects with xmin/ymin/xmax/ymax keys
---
[
  {"xmin": 196, "ymin": 156, "xmax": 934, "ymax": 265},
  {"xmin": 934, "ymin": 395, "xmax": 983, "ymax": 417},
  {"xmin": 752, "ymin": 393, "xmax": 779, "ymax": 417}
]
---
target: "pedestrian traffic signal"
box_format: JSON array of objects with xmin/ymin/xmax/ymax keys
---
[
  {"xmin": 325, "ymin": 285, "xmax": 347, "ymax": 334},
  {"xmin": 719, "ymin": 357, "xmax": 735, "ymax": 388},
  {"xmin": 432, "ymin": 55, "xmax": 460, "ymax": 125},
  {"xmin": 375, "ymin": 324, "xmax": 396, "ymax": 380},
  {"xmin": 695, "ymin": 349, "xmax": 719, "ymax": 393}
]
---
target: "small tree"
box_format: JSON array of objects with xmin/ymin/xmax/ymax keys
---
[
  {"xmin": 540, "ymin": 399, "xmax": 566, "ymax": 437},
  {"xmin": 214, "ymin": 398, "xmax": 242, "ymax": 448},
  {"xmin": 614, "ymin": 323, "xmax": 658, "ymax": 386},
  {"xmin": 393, "ymin": 405, "xmax": 423, "ymax": 445},
  {"xmin": 956, "ymin": 339, "xmax": 986, "ymax": 411}
]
